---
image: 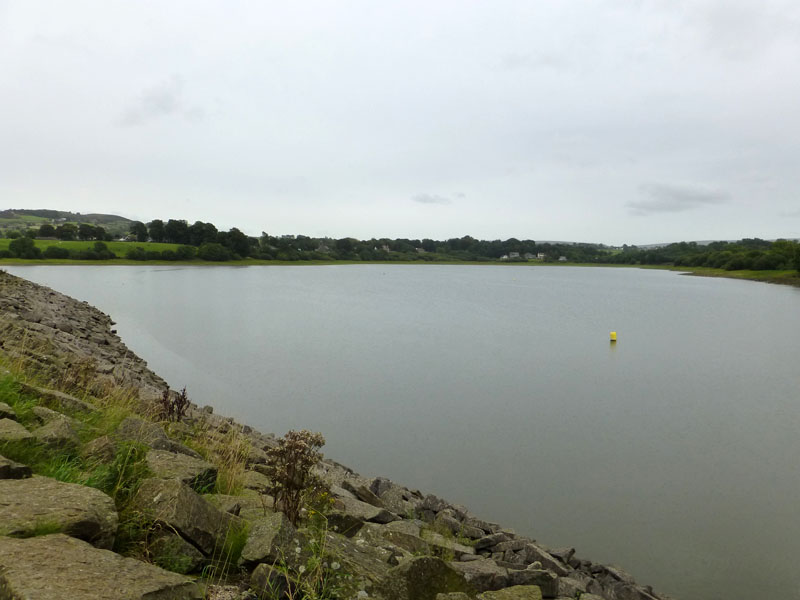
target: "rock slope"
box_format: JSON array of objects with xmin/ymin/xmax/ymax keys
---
[{"xmin": 0, "ymin": 270, "xmax": 674, "ymax": 600}]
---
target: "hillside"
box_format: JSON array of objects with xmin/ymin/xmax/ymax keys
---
[{"xmin": 0, "ymin": 209, "xmax": 132, "ymax": 238}]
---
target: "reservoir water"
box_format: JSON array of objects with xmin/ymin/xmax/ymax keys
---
[{"xmin": 6, "ymin": 264, "xmax": 800, "ymax": 600}]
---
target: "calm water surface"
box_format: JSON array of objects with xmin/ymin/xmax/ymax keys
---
[{"xmin": 7, "ymin": 264, "xmax": 800, "ymax": 600}]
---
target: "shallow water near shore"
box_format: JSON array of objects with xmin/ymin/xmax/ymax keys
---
[{"xmin": 7, "ymin": 264, "xmax": 800, "ymax": 600}]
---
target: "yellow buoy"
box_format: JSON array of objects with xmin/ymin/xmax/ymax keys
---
[{"xmin": 610, "ymin": 331, "xmax": 617, "ymax": 342}]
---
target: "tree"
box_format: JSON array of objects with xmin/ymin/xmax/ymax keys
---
[
  {"xmin": 164, "ymin": 219, "xmax": 189, "ymax": 244},
  {"xmin": 38, "ymin": 224, "xmax": 56, "ymax": 238},
  {"xmin": 78, "ymin": 223, "xmax": 96, "ymax": 241},
  {"xmin": 148, "ymin": 220, "xmax": 165, "ymax": 243},
  {"xmin": 197, "ymin": 242, "xmax": 233, "ymax": 261},
  {"xmin": 130, "ymin": 221, "xmax": 148, "ymax": 242},
  {"xmin": 56, "ymin": 224, "xmax": 77, "ymax": 241},
  {"xmin": 9, "ymin": 236, "xmax": 42, "ymax": 259}
]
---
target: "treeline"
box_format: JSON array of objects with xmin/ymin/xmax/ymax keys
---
[
  {"xmin": 606, "ymin": 239, "xmax": 800, "ymax": 271},
  {"xmin": 6, "ymin": 223, "xmax": 113, "ymax": 242}
]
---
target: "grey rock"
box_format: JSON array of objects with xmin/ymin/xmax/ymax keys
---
[
  {"xmin": 478, "ymin": 586, "xmax": 543, "ymax": 600},
  {"xmin": 19, "ymin": 383, "xmax": 97, "ymax": 414},
  {"xmin": 0, "ymin": 401, "xmax": 17, "ymax": 420},
  {"xmin": 494, "ymin": 540, "xmax": 528, "ymax": 553},
  {"xmin": 133, "ymin": 478, "xmax": 237, "ymax": 556},
  {"xmin": 381, "ymin": 529, "xmax": 431, "ymax": 555},
  {"xmin": 421, "ymin": 494, "xmax": 451, "ymax": 514},
  {"xmin": 463, "ymin": 516, "xmax": 499, "ymax": 534},
  {"xmin": 239, "ymin": 511, "xmax": 305, "ymax": 569},
  {"xmin": 0, "ymin": 475, "xmax": 118, "ymax": 548},
  {"xmin": 557, "ymin": 577, "xmax": 587, "ymax": 598},
  {"xmin": 449, "ymin": 559, "xmax": 509, "ymax": 592},
  {"xmin": 32, "ymin": 417, "xmax": 80, "ymax": 450},
  {"xmin": 342, "ymin": 478, "xmax": 386, "ymax": 508},
  {"xmin": 506, "ymin": 570, "xmax": 558, "ymax": 598},
  {"xmin": 146, "ymin": 449, "xmax": 217, "ymax": 492},
  {"xmin": 150, "ymin": 530, "xmax": 206, "ymax": 574},
  {"xmin": 0, "ymin": 534, "xmax": 202, "ymax": 599},
  {"xmin": 474, "ymin": 533, "xmax": 510, "ymax": 550},
  {"xmin": 335, "ymin": 495, "xmax": 399, "ymax": 524},
  {"xmin": 0, "ymin": 418, "xmax": 32, "ymax": 442},
  {"xmin": 31, "ymin": 405, "xmax": 69, "ymax": 423},
  {"xmin": 250, "ymin": 563, "xmax": 291, "ymax": 598},
  {"xmin": 421, "ymin": 530, "xmax": 476, "ymax": 560},
  {"xmin": 82, "ymin": 435, "xmax": 118, "ymax": 463},
  {"xmin": 0, "ymin": 454, "xmax": 32, "ymax": 479},
  {"xmin": 116, "ymin": 417, "xmax": 201, "ymax": 459},
  {"xmin": 521, "ymin": 544, "xmax": 571, "ymax": 576},
  {"xmin": 327, "ymin": 511, "xmax": 366, "ymax": 537},
  {"xmin": 374, "ymin": 556, "xmax": 476, "ymax": 600},
  {"xmin": 436, "ymin": 594, "xmax": 472, "ymax": 600},
  {"xmin": 548, "ymin": 547, "xmax": 575, "ymax": 565},
  {"xmin": 242, "ymin": 469, "xmax": 272, "ymax": 492}
]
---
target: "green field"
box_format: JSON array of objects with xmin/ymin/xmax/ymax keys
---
[{"xmin": 0, "ymin": 239, "xmax": 180, "ymax": 257}]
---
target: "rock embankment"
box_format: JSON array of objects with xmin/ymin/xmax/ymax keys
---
[{"xmin": 0, "ymin": 270, "xmax": 674, "ymax": 600}]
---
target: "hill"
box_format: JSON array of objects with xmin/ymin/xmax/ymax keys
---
[{"xmin": 0, "ymin": 209, "xmax": 132, "ymax": 238}]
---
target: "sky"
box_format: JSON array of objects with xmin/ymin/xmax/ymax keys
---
[{"xmin": 1, "ymin": 1, "xmax": 799, "ymax": 245}]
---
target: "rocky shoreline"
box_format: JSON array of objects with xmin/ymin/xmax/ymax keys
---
[{"xmin": 0, "ymin": 269, "xmax": 674, "ymax": 600}]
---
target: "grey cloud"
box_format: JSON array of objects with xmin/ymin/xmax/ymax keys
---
[
  {"xmin": 413, "ymin": 193, "xmax": 452, "ymax": 205},
  {"xmin": 779, "ymin": 208, "xmax": 800, "ymax": 217},
  {"xmin": 118, "ymin": 76, "xmax": 204, "ymax": 126},
  {"xmin": 628, "ymin": 183, "xmax": 729, "ymax": 216}
]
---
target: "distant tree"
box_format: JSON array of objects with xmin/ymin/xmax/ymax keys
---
[
  {"xmin": 9, "ymin": 236, "xmax": 42, "ymax": 259},
  {"xmin": 6, "ymin": 230, "xmax": 21, "ymax": 239},
  {"xmin": 223, "ymin": 227, "xmax": 250, "ymax": 257},
  {"xmin": 188, "ymin": 221, "xmax": 218, "ymax": 246},
  {"xmin": 56, "ymin": 224, "xmax": 77, "ymax": 241},
  {"xmin": 78, "ymin": 223, "xmax": 96, "ymax": 241},
  {"xmin": 175, "ymin": 245, "xmax": 197, "ymax": 260},
  {"xmin": 148, "ymin": 220, "xmax": 165, "ymax": 243},
  {"xmin": 42, "ymin": 246, "xmax": 70, "ymax": 259},
  {"xmin": 164, "ymin": 219, "xmax": 189, "ymax": 244},
  {"xmin": 38, "ymin": 224, "xmax": 56, "ymax": 238},
  {"xmin": 197, "ymin": 242, "xmax": 233, "ymax": 261},
  {"xmin": 130, "ymin": 221, "xmax": 148, "ymax": 242}
]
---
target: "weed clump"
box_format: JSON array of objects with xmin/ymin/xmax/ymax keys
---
[
  {"xmin": 265, "ymin": 430, "xmax": 326, "ymax": 526},
  {"xmin": 157, "ymin": 386, "xmax": 189, "ymax": 422}
]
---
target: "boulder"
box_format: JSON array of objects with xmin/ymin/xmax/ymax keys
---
[
  {"xmin": 150, "ymin": 530, "xmax": 207, "ymax": 574},
  {"xmin": 506, "ymin": 570, "xmax": 558, "ymax": 598},
  {"xmin": 421, "ymin": 530, "xmax": 476, "ymax": 560},
  {"xmin": 32, "ymin": 405, "xmax": 70, "ymax": 423},
  {"xmin": 238, "ymin": 511, "xmax": 305, "ymax": 569},
  {"xmin": 0, "ymin": 475, "xmax": 118, "ymax": 548},
  {"xmin": 0, "ymin": 534, "xmax": 203, "ymax": 599},
  {"xmin": 474, "ymin": 533, "xmax": 510, "ymax": 551},
  {"xmin": 327, "ymin": 511, "xmax": 366, "ymax": 537},
  {"xmin": 133, "ymin": 478, "xmax": 237, "ymax": 556},
  {"xmin": 242, "ymin": 469, "xmax": 272, "ymax": 492},
  {"xmin": 374, "ymin": 557, "xmax": 476, "ymax": 600},
  {"xmin": 250, "ymin": 563, "xmax": 291, "ymax": 598},
  {"xmin": 19, "ymin": 383, "xmax": 97, "ymax": 414},
  {"xmin": 116, "ymin": 417, "xmax": 201, "ymax": 459},
  {"xmin": 146, "ymin": 449, "xmax": 217, "ymax": 492},
  {"xmin": 0, "ymin": 454, "xmax": 32, "ymax": 479},
  {"xmin": 521, "ymin": 544, "xmax": 571, "ymax": 576},
  {"xmin": 335, "ymin": 495, "xmax": 398, "ymax": 524},
  {"xmin": 0, "ymin": 401, "xmax": 17, "ymax": 420},
  {"xmin": 449, "ymin": 559, "xmax": 509, "ymax": 592},
  {"xmin": 31, "ymin": 417, "xmax": 80, "ymax": 451},
  {"xmin": 381, "ymin": 529, "xmax": 431, "ymax": 555},
  {"xmin": 342, "ymin": 479, "xmax": 385, "ymax": 508},
  {"xmin": 82, "ymin": 435, "xmax": 118, "ymax": 463},
  {"xmin": 478, "ymin": 586, "xmax": 543, "ymax": 600},
  {"xmin": 0, "ymin": 418, "xmax": 32, "ymax": 442}
]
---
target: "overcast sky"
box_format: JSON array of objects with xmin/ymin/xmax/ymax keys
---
[{"xmin": 2, "ymin": 1, "xmax": 799, "ymax": 245}]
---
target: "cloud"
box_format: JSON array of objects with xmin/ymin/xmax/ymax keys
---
[
  {"xmin": 628, "ymin": 183, "xmax": 729, "ymax": 216},
  {"xmin": 412, "ymin": 193, "xmax": 453, "ymax": 205},
  {"xmin": 779, "ymin": 208, "xmax": 800, "ymax": 218},
  {"xmin": 500, "ymin": 53, "xmax": 568, "ymax": 70},
  {"xmin": 118, "ymin": 75, "xmax": 204, "ymax": 126}
]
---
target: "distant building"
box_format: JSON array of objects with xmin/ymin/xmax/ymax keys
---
[
  {"xmin": 523, "ymin": 253, "xmax": 535, "ymax": 260},
  {"xmin": 509, "ymin": 252, "xmax": 520, "ymax": 259},
  {"xmin": 558, "ymin": 256, "xmax": 568, "ymax": 262},
  {"xmin": 500, "ymin": 254, "xmax": 509, "ymax": 260}
]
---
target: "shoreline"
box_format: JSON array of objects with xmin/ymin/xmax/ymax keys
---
[{"xmin": 3, "ymin": 258, "xmax": 799, "ymax": 290}]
